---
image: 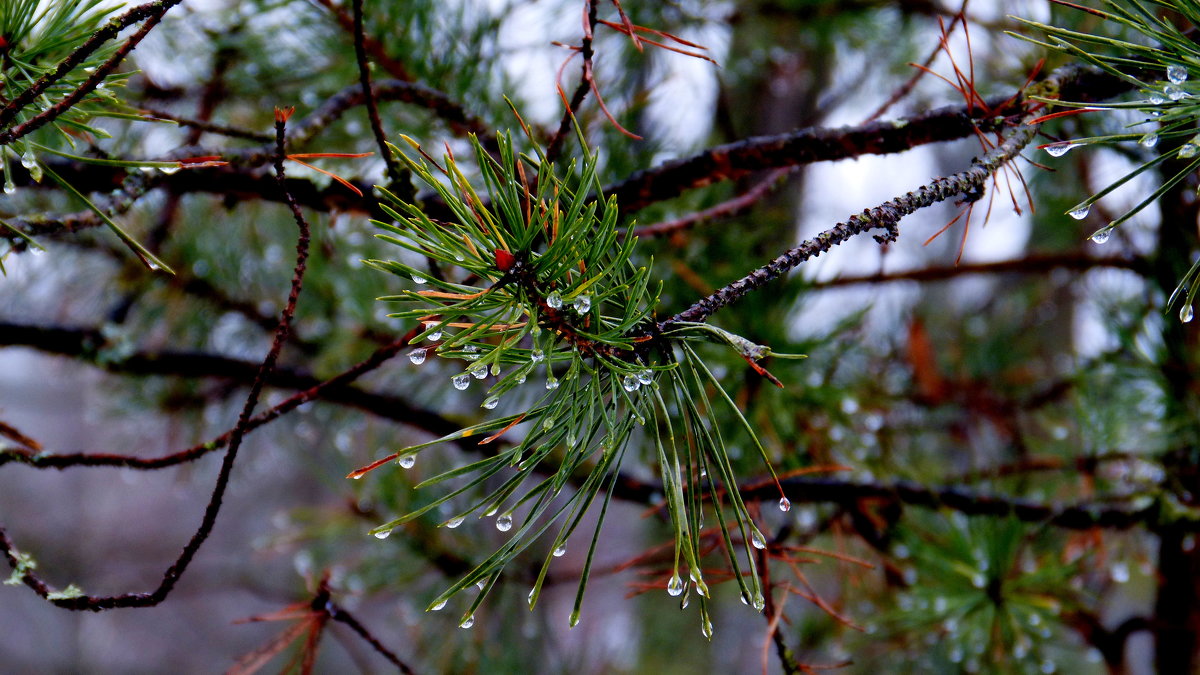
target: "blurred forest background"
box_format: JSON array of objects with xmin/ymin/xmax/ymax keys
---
[{"xmin": 1, "ymin": 0, "xmax": 1197, "ymax": 673}]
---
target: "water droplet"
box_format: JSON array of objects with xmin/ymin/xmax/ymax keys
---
[
  {"xmin": 971, "ymin": 572, "xmax": 986, "ymax": 588},
  {"xmin": 158, "ymin": 165, "xmax": 180, "ymax": 175},
  {"xmin": 1110, "ymin": 561, "xmax": 1130, "ymax": 583},
  {"xmin": 408, "ymin": 348, "xmax": 427, "ymax": 365},
  {"xmin": 546, "ymin": 291, "xmax": 563, "ymax": 309},
  {"xmin": 476, "ymin": 579, "xmax": 486, "ymax": 590},
  {"xmin": 427, "ymin": 330, "xmax": 442, "ymax": 342},
  {"xmin": 750, "ymin": 530, "xmax": 767, "ymax": 550},
  {"xmin": 431, "ymin": 599, "xmax": 446, "ymax": 611},
  {"xmin": 1068, "ymin": 205, "xmax": 1090, "ymax": 220},
  {"xmin": 1140, "ymin": 132, "xmax": 1160, "ymax": 148},
  {"xmin": 637, "ymin": 369, "xmax": 653, "ymax": 385},
  {"xmin": 1044, "ymin": 142, "xmax": 1077, "ymax": 157},
  {"xmin": 1180, "ymin": 143, "xmax": 1199, "ymax": 158},
  {"xmin": 445, "ymin": 516, "xmax": 464, "ymax": 528},
  {"xmin": 398, "ymin": 453, "xmax": 416, "ymax": 469},
  {"xmin": 1166, "ymin": 85, "xmax": 1187, "ymax": 101},
  {"xmin": 752, "ymin": 593, "xmax": 765, "ymax": 611},
  {"xmin": 496, "ymin": 514, "xmax": 513, "ymax": 531},
  {"xmin": 469, "ymin": 363, "xmax": 488, "ymax": 380},
  {"xmin": 622, "ymin": 374, "xmax": 640, "ymax": 392},
  {"xmin": 569, "ymin": 610, "xmax": 581, "ymax": 627},
  {"xmin": 542, "ymin": 416, "xmax": 555, "ymax": 430},
  {"xmin": 572, "ymin": 294, "xmax": 591, "ymax": 313},
  {"xmin": 546, "ymin": 377, "xmax": 559, "ymax": 390},
  {"xmin": 530, "ymin": 348, "xmax": 545, "ymax": 363},
  {"xmin": 1040, "ymin": 659, "xmax": 1057, "ymax": 674},
  {"xmin": 373, "ymin": 529, "xmax": 392, "ymax": 539},
  {"xmin": 1150, "ymin": 92, "xmax": 1166, "ymax": 105},
  {"xmin": 482, "ymin": 396, "xmax": 500, "ymax": 410},
  {"xmin": 527, "ymin": 588, "xmax": 536, "ymax": 606},
  {"xmin": 553, "ymin": 544, "xmax": 566, "ymax": 557},
  {"xmin": 20, "ymin": 151, "xmax": 36, "ymax": 169},
  {"xmin": 460, "ymin": 615, "xmax": 475, "ymax": 629},
  {"xmin": 463, "ymin": 344, "xmax": 480, "ymax": 360},
  {"xmin": 517, "ymin": 373, "xmax": 527, "ymax": 384},
  {"xmin": 1090, "ymin": 229, "xmax": 1111, "ymax": 244},
  {"xmin": 1176, "ymin": 302, "xmax": 1195, "ymax": 324},
  {"xmin": 3, "ymin": 180, "xmax": 14, "ymax": 195},
  {"xmin": 452, "ymin": 374, "xmax": 470, "ymax": 390},
  {"xmin": 667, "ymin": 574, "xmax": 684, "ymax": 596},
  {"xmin": 778, "ymin": 497, "xmax": 791, "ymax": 512},
  {"xmin": 411, "ymin": 273, "xmax": 427, "ymax": 284},
  {"xmin": 740, "ymin": 594, "xmax": 749, "ymax": 605},
  {"xmin": 701, "ymin": 617, "xmax": 713, "ymax": 639},
  {"xmin": 1169, "ymin": 64, "xmax": 1188, "ymax": 84}
]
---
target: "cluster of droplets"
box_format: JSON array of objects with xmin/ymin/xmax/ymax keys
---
[{"xmin": 621, "ymin": 369, "xmax": 654, "ymax": 392}]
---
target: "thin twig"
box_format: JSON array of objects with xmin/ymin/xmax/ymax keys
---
[
  {"xmin": 329, "ymin": 602, "xmax": 419, "ymax": 674},
  {"xmin": 351, "ymin": 0, "xmax": 401, "ymax": 181},
  {"xmin": 546, "ymin": 0, "xmax": 600, "ymax": 164}
]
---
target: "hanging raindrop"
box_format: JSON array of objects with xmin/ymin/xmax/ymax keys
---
[
  {"xmin": 411, "ymin": 273, "xmax": 427, "ymax": 284},
  {"xmin": 553, "ymin": 544, "xmax": 567, "ymax": 557},
  {"xmin": 1067, "ymin": 205, "xmax": 1090, "ymax": 220},
  {"xmin": 427, "ymin": 330, "xmax": 443, "ymax": 342},
  {"xmin": 1181, "ymin": 143, "xmax": 1200, "ymax": 159},
  {"xmin": 482, "ymin": 396, "xmax": 500, "ymax": 410},
  {"xmin": 1182, "ymin": 304, "xmax": 1195, "ymax": 323},
  {"xmin": 468, "ymin": 363, "xmax": 488, "ymax": 379},
  {"xmin": 373, "ymin": 529, "xmax": 392, "ymax": 539},
  {"xmin": 1044, "ymin": 142, "xmax": 1077, "ymax": 158},
  {"xmin": 1140, "ymin": 132, "xmax": 1160, "ymax": 148},
  {"xmin": 573, "ymin": 294, "xmax": 591, "ymax": 313},
  {"xmin": 750, "ymin": 530, "xmax": 767, "ymax": 550},
  {"xmin": 546, "ymin": 291, "xmax": 563, "ymax": 309},
  {"xmin": 667, "ymin": 574, "xmax": 684, "ymax": 597},
  {"xmin": 701, "ymin": 617, "xmax": 713, "ymax": 640},
  {"xmin": 637, "ymin": 369, "xmax": 653, "ymax": 385},
  {"xmin": 779, "ymin": 497, "xmax": 792, "ymax": 512},
  {"xmin": 431, "ymin": 599, "xmax": 446, "ymax": 611},
  {"xmin": 752, "ymin": 593, "xmax": 765, "ymax": 612},
  {"xmin": 1169, "ymin": 64, "xmax": 1189, "ymax": 84},
  {"xmin": 446, "ymin": 516, "xmax": 464, "ymax": 528},
  {"xmin": 1090, "ymin": 229, "xmax": 1111, "ymax": 244},
  {"xmin": 398, "ymin": 453, "xmax": 416, "ymax": 469},
  {"xmin": 408, "ymin": 348, "xmax": 427, "ymax": 365},
  {"xmin": 460, "ymin": 615, "xmax": 475, "ymax": 629},
  {"xmin": 496, "ymin": 514, "xmax": 513, "ymax": 531},
  {"xmin": 20, "ymin": 152, "xmax": 36, "ymax": 169},
  {"xmin": 530, "ymin": 348, "xmax": 545, "ymax": 363},
  {"xmin": 546, "ymin": 377, "xmax": 559, "ymax": 390},
  {"xmin": 1150, "ymin": 92, "xmax": 1166, "ymax": 105},
  {"xmin": 1166, "ymin": 85, "xmax": 1187, "ymax": 101},
  {"xmin": 452, "ymin": 374, "xmax": 470, "ymax": 390}
]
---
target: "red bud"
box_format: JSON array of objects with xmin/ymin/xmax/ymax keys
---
[{"xmin": 494, "ymin": 249, "xmax": 516, "ymax": 271}]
